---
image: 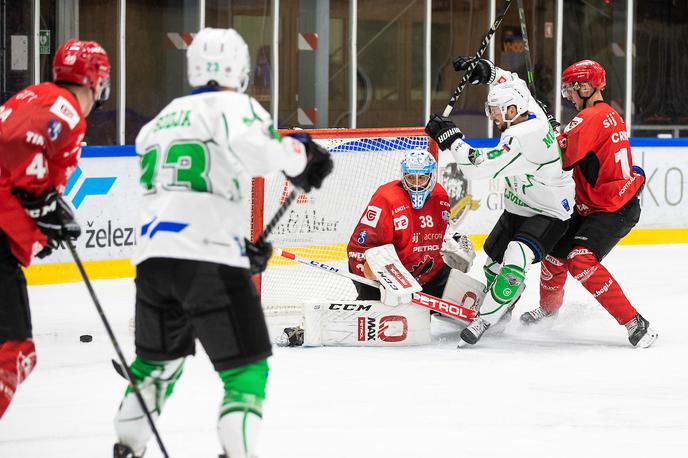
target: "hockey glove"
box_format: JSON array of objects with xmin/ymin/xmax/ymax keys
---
[
  {"xmin": 284, "ymin": 133, "xmax": 334, "ymax": 193},
  {"xmin": 245, "ymin": 237, "xmax": 273, "ymax": 274},
  {"xmin": 13, "ymin": 188, "xmax": 81, "ymax": 249},
  {"xmin": 452, "ymin": 56, "xmax": 496, "ymax": 85},
  {"xmin": 425, "ymin": 114, "xmax": 464, "ymax": 151}
]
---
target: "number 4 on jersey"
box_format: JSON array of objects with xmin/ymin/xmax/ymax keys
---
[{"xmin": 26, "ymin": 153, "xmax": 48, "ymax": 179}]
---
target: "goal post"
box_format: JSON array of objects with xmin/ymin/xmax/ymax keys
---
[{"xmin": 251, "ymin": 127, "xmax": 438, "ymax": 315}]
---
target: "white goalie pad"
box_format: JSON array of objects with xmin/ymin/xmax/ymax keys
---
[
  {"xmin": 302, "ymin": 301, "xmax": 430, "ymax": 347},
  {"xmin": 441, "ymin": 269, "xmax": 486, "ymax": 316},
  {"xmin": 365, "ymin": 244, "xmax": 422, "ymax": 306}
]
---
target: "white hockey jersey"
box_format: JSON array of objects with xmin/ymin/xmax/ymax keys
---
[
  {"xmin": 448, "ymin": 69, "xmax": 575, "ymax": 221},
  {"xmin": 132, "ymin": 90, "xmax": 307, "ymax": 268}
]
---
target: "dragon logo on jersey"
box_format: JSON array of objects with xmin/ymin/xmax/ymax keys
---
[
  {"xmin": 564, "ymin": 116, "xmax": 584, "ymax": 134},
  {"xmin": 439, "ymin": 163, "xmax": 479, "ymax": 225}
]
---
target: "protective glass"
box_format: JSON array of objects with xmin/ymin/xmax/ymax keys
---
[{"xmin": 484, "ymin": 104, "xmax": 503, "ymax": 122}]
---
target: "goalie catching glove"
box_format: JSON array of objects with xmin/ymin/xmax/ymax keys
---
[
  {"xmin": 284, "ymin": 133, "xmax": 333, "ymax": 193},
  {"xmin": 441, "ymin": 227, "xmax": 475, "ymax": 273}
]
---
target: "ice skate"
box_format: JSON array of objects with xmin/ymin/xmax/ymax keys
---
[
  {"xmin": 276, "ymin": 326, "xmax": 304, "ymax": 347},
  {"xmin": 458, "ymin": 317, "xmax": 490, "ymax": 346},
  {"xmin": 519, "ymin": 306, "xmax": 558, "ymax": 325},
  {"xmin": 113, "ymin": 443, "xmax": 141, "ymax": 458},
  {"xmin": 625, "ymin": 313, "xmax": 658, "ymax": 348}
]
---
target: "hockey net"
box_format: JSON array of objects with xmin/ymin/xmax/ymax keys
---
[{"xmin": 250, "ymin": 127, "xmax": 438, "ymax": 317}]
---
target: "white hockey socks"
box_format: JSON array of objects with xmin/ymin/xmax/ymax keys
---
[
  {"xmin": 113, "ymin": 357, "xmax": 185, "ymax": 456},
  {"xmin": 218, "ymin": 359, "xmax": 268, "ymax": 458}
]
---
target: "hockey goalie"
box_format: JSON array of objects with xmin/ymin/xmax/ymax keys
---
[{"xmin": 278, "ymin": 150, "xmax": 483, "ymax": 347}]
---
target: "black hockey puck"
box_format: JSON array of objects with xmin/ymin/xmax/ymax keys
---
[{"xmin": 80, "ymin": 334, "xmax": 93, "ymax": 343}]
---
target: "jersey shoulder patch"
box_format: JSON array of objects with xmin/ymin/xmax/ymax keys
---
[
  {"xmin": 49, "ymin": 95, "xmax": 80, "ymax": 129},
  {"xmin": 360, "ymin": 205, "xmax": 383, "ymax": 228},
  {"xmin": 563, "ymin": 116, "xmax": 584, "ymax": 134}
]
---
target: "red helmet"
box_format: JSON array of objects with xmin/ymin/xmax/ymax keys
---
[
  {"xmin": 561, "ymin": 60, "xmax": 606, "ymax": 90},
  {"xmin": 53, "ymin": 39, "xmax": 111, "ymax": 103}
]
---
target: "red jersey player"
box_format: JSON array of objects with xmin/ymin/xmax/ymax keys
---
[
  {"xmin": 520, "ymin": 60, "xmax": 658, "ymax": 348},
  {"xmin": 0, "ymin": 39, "xmax": 111, "ymax": 419},
  {"xmin": 347, "ymin": 150, "xmax": 472, "ymax": 301}
]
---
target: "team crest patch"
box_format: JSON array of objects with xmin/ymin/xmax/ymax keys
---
[
  {"xmin": 561, "ymin": 198, "xmax": 570, "ymax": 211},
  {"xmin": 360, "ymin": 205, "xmax": 382, "ymax": 228},
  {"xmin": 357, "ymin": 230, "xmax": 368, "ymax": 244},
  {"xmin": 564, "ymin": 116, "xmax": 584, "ymax": 134},
  {"xmin": 442, "ymin": 210, "xmax": 450, "ymax": 221},
  {"xmin": 47, "ymin": 119, "xmax": 62, "ymax": 141}
]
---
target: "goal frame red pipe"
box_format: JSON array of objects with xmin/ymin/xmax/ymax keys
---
[{"xmin": 250, "ymin": 126, "xmax": 439, "ymax": 294}]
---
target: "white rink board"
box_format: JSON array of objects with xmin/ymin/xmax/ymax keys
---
[{"xmin": 31, "ymin": 143, "xmax": 688, "ymax": 266}]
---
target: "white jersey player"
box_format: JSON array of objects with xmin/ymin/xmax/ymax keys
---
[
  {"xmin": 425, "ymin": 57, "xmax": 575, "ymax": 346},
  {"xmin": 113, "ymin": 28, "xmax": 332, "ymax": 458}
]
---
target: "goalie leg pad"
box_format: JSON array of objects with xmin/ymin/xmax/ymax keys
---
[
  {"xmin": 303, "ymin": 301, "xmax": 430, "ymax": 347},
  {"xmin": 114, "ymin": 357, "xmax": 184, "ymax": 456},
  {"xmin": 441, "ymin": 269, "xmax": 486, "ymax": 313},
  {"xmin": 218, "ymin": 359, "xmax": 268, "ymax": 458}
]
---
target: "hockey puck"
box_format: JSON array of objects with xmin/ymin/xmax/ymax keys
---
[{"xmin": 80, "ymin": 334, "xmax": 93, "ymax": 343}]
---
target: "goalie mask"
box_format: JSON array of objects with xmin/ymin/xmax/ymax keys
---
[
  {"xmin": 401, "ymin": 150, "xmax": 437, "ymax": 210},
  {"xmin": 187, "ymin": 28, "xmax": 250, "ymax": 92}
]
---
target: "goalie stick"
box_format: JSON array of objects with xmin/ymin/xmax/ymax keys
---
[
  {"xmin": 275, "ymin": 248, "xmax": 476, "ymax": 323},
  {"xmin": 442, "ymin": 0, "xmax": 514, "ymax": 116}
]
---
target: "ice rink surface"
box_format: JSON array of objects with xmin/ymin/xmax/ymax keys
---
[{"xmin": 1, "ymin": 244, "xmax": 687, "ymax": 458}]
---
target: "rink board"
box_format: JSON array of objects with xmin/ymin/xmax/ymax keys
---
[{"xmin": 24, "ymin": 140, "xmax": 688, "ymax": 285}]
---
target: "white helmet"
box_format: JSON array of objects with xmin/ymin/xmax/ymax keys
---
[
  {"xmin": 187, "ymin": 28, "xmax": 250, "ymax": 92},
  {"xmin": 485, "ymin": 81, "xmax": 530, "ymax": 123}
]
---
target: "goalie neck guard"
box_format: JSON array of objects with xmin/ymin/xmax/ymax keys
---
[{"xmin": 401, "ymin": 150, "xmax": 437, "ymax": 209}]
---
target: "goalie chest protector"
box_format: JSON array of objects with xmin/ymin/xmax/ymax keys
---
[{"xmin": 347, "ymin": 180, "xmax": 450, "ymax": 286}]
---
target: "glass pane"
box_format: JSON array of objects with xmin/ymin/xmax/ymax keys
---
[
  {"xmin": 430, "ymin": 0, "xmax": 491, "ymax": 137},
  {"xmin": 633, "ymin": 2, "xmax": 688, "ymax": 137},
  {"xmin": 79, "ymin": 0, "xmax": 119, "ymax": 145},
  {"xmin": 206, "ymin": 1, "xmax": 273, "ymax": 112},
  {"xmin": 126, "ymin": 0, "xmax": 200, "ymax": 144},
  {"xmin": 493, "ymin": 0, "xmax": 557, "ymax": 115},
  {"xmin": 562, "ymin": 0, "xmax": 628, "ymax": 125},
  {"xmin": 39, "ymin": 1, "xmax": 57, "ymax": 83},
  {"xmin": 1, "ymin": 0, "xmax": 34, "ymax": 102},
  {"xmin": 276, "ymin": 0, "xmax": 351, "ymax": 129},
  {"xmin": 357, "ymin": 0, "xmax": 424, "ymax": 127}
]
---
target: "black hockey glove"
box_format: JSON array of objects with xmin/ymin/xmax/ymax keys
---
[
  {"xmin": 284, "ymin": 133, "xmax": 334, "ymax": 193},
  {"xmin": 534, "ymin": 98, "xmax": 561, "ymax": 129},
  {"xmin": 425, "ymin": 114, "xmax": 464, "ymax": 151},
  {"xmin": 452, "ymin": 56, "xmax": 496, "ymax": 85},
  {"xmin": 245, "ymin": 237, "xmax": 273, "ymax": 275},
  {"xmin": 13, "ymin": 188, "xmax": 81, "ymax": 251}
]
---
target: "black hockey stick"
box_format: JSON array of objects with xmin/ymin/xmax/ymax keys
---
[
  {"xmin": 515, "ymin": 0, "xmax": 560, "ymax": 128},
  {"xmin": 442, "ymin": 0, "xmax": 514, "ymax": 116},
  {"xmin": 256, "ymin": 187, "xmax": 298, "ymax": 244},
  {"xmin": 65, "ymin": 239, "xmax": 170, "ymax": 458}
]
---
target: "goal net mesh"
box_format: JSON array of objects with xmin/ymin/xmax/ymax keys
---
[{"xmin": 251, "ymin": 128, "xmax": 435, "ymax": 315}]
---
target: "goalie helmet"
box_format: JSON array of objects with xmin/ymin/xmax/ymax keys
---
[
  {"xmin": 187, "ymin": 28, "xmax": 250, "ymax": 92},
  {"xmin": 401, "ymin": 150, "xmax": 437, "ymax": 210},
  {"xmin": 485, "ymin": 81, "xmax": 530, "ymax": 125}
]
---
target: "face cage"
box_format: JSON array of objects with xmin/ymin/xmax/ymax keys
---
[
  {"xmin": 93, "ymin": 75, "xmax": 111, "ymax": 111},
  {"xmin": 402, "ymin": 171, "xmax": 436, "ymax": 209}
]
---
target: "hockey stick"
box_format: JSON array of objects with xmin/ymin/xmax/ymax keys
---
[
  {"xmin": 275, "ymin": 248, "xmax": 476, "ymax": 323},
  {"xmin": 65, "ymin": 239, "xmax": 170, "ymax": 458},
  {"xmin": 515, "ymin": 0, "xmax": 561, "ymax": 128},
  {"xmin": 442, "ymin": 0, "xmax": 514, "ymax": 116},
  {"xmin": 256, "ymin": 188, "xmax": 297, "ymax": 244}
]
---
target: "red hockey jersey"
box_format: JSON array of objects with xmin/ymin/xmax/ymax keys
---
[
  {"xmin": 561, "ymin": 102, "xmax": 643, "ymax": 216},
  {"xmin": 0, "ymin": 83, "xmax": 86, "ymax": 266},
  {"xmin": 347, "ymin": 180, "xmax": 450, "ymax": 286}
]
